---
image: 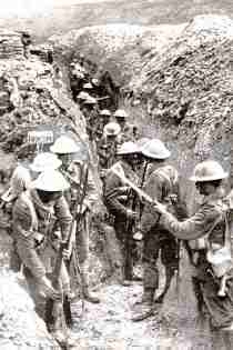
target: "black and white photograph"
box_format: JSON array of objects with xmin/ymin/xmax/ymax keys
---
[{"xmin": 0, "ymin": 0, "xmax": 233, "ymax": 349}]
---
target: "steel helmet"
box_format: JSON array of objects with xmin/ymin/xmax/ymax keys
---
[
  {"xmin": 190, "ymin": 160, "xmax": 228, "ymax": 182},
  {"xmin": 82, "ymin": 96, "xmax": 97, "ymax": 105},
  {"xmin": 141, "ymin": 139, "xmax": 170, "ymax": 159},
  {"xmin": 76, "ymin": 91, "xmax": 90, "ymax": 101},
  {"xmin": 104, "ymin": 122, "xmax": 121, "ymax": 136},
  {"xmin": 113, "ymin": 109, "xmax": 128, "ymax": 118},
  {"xmin": 91, "ymin": 78, "xmax": 100, "ymax": 86},
  {"xmin": 117, "ymin": 141, "xmax": 140, "ymax": 155},
  {"xmin": 30, "ymin": 152, "xmax": 62, "ymax": 173},
  {"xmin": 32, "ymin": 169, "xmax": 70, "ymax": 192},
  {"xmin": 83, "ymin": 82, "xmax": 93, "ymax": 90},
  {"xmin": 50, "ymin": 135, "xmax": 81, "ymax": 154},
  {"xmin": 100, "ymin": 109, "xmax": 111, "ymax": 117}
]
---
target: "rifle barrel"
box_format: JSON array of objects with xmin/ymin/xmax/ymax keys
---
[{"xmin": 110, "ymin": 167, "xmax": 156, "ymax": 205}]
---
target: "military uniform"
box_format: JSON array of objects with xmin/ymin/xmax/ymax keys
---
[
  {"xmin": 140, "ymin": 164, "xmax": 185, "ymax": 305},
  {"xmin": 62, "ymin": 161, "xmax": 98, "ymax": 265},
  {"xmin": 97, "ymin": 136, "xmax": 119, "ymax": 171},
  {"xmin": 12, "ymin": 188, "xmax": 72, "ymax": 325},
  {"xmin": 61, "ymin": 160, "xmax": 100, "ymax": 303},
  {"xmin": 118, "ymin": 123, "xmax": 138, "ymax": 143},
  {"xmin": 104, "ymin": 159, "xmax": 139, "ymax": 280},
  {"xmin": 159, "ymin": 190, "xmax": 233, "ymax": 330},
  {"xmin": 2, "ymin": 163, "xmax": 32, "ymax": 272}
]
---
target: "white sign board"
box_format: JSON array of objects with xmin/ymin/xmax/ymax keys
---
[{"xmin": 27, "ymin": 130, "xmax": 54, "ymax": 145}]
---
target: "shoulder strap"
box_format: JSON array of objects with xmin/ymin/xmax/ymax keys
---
[
  {"xmin": 21, "ymin": 191, "xmax": 39, "ymax": 232},
  {"xmin": 223, "ymin": 210, "xmax": 231, "ymax": 251}
]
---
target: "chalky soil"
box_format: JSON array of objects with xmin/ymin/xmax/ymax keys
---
[{"xmin": 71, "ymin": 274, "xmax": 212, "ymax": 350}]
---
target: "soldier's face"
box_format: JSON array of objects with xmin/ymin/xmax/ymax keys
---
[
  {"xmin": 126, "ymin": 154, "xmax": 141, "ymax": 167},
  {"xmin": 116, "ymin": 118, "xmax": 125, "ymax": 126},
  {"xmin": 195, "ymin": 181, "xmax": 215, "ymax": 195},
  {"xmin": 37, "ymin": 190, "xmax": 62, "ymax": 203},
  {"xmin": 59, "ymin": 153, "xmax": 72, "ymax": 168}
]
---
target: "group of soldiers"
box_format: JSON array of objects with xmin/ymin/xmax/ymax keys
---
[
  {"xmin": 1, "ymin": 56, "xmax": 233, "ymax": 347},
  {"xmin": 3, "ymin": 123, "xmax": 233, "ymax": 347}
]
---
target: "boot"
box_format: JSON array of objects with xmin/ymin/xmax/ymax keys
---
[
  {"xmin": 132, "ymin": 288, "xmax": 157, "ymax": 322},
  {"xmin": 63, "ymin": 295, "xmax": 73, "ymax": 329},
  {"xmin": 155, "ymin": 267, "xmax": 175, "ymax": 304}
]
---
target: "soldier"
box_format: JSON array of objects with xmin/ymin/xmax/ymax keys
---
[
  {"xmin": 12, "ymin": 170, "xmax": 74, "ymax": 345},
  {"xmin": 69, "ymin": 61, "xmax": 87, "ymax": 100},
  {"xmin": 97, "ymin": 122, "xmax": 121, "ymax": 174},
  {"xmin": 83, "ymin": 82, "xmax": 93, "ymax": 93},
  {"xmin": 104, "ymin": 141, "xmax": 142, "ymax": 284},
  {"xmin": 2, "ymin": 152, "xmax": 62, "ymax": 272},
  {"xmin": 95, "ymin": 109, "xmax": 111, "ymax": 142},
  {"xmin": 81, "ymin": 96, "xmax": 99, "ymax": 142},
  {"xmin": 76, "ymin": 91, "xmax": 91, "ymax": 108},
  {"xmin": 50, "ymin": 135, "xmax": 100, "ymax": 303},
  {"xmin": 113, "ymin": 109, "xmax": 138, "ymax": 143},
  {"xmin": 151, "ymin": 161, "xmax": 233, "ymax": 344},
  {"xmin": 132, "ymin": 139, "xmax": 187, "ymax": 321}
]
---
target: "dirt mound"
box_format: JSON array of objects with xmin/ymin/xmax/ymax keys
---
[
  {"xmin": 49, "ymin": 23, "xmax": 185, "ymax": 86},
  {"xmin": 0, "ymin": 268, "xmax": 58, "ymax": 349},
  {"xmin": 0, "ymin": 53, "xmax": 87, "ymax": 176},
  {"xmin": 138, "ymin": 15, "xmax": 233, "ymax": 169}
]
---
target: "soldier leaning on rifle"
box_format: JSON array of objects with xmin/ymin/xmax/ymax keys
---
[
  {"xmin": 2, "ymin": 152, "xmax": 62, "ymax": 272},
  {"xmin": 12, "ymin": 170, "xmax": 74, "ymax": 345},
  {"xmin": 103, "ymin": 141, "xmax": 142, "ymax": 285},
  {"xmin": 97, "ymin": 122, "xmax": 121, "ymax": 178},
  {"xmin": 50, "ymin": 135, "xmax": 100, "ymax": 304},
  {"xmin": 132, "ymin": 139, "xmax": 187, "ymax": 321},
  {"xmin": 151, "ymin": 161, "xmax": 233, "ymax": 337}
]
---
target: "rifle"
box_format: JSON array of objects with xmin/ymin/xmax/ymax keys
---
[
  {"xmin": 45, "ymin": 164, "xmax": 89, "ymax": 330},
  {"xmin": 110, "ymin": 167, "xmax": 157, "ymax": 205},
  {"xmin": 67, "ymin": 162, "xmax": 89, "ymax": 310},
  {"xmin": 111, "ymin": 167, "xmax": 182, "ymax": 294}
]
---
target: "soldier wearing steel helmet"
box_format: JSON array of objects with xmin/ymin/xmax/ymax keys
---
[
  {"xmin": 50, "ymin": 135, "xmax": 100, "ymax": 304},
  {"xmin": 2, "ymin": 152, "xmax": 62, "ymax": 272},
  {"xmin": 81, "ymin": 96, "xmax": 99, "ymax": 142},
  {"xmin": 151, "ymin": 160, "xmax": 233, "ymax": 336},
  {"xmin": 132, "ymin": 139, "xmax": 187, "ymax": 321},
  {"xmin": 113, "ymin": 109, "xmax": 139, "ymax": 143},
  {"xmin": 94, "ymin": 109, "xmax": 111, "ymax": 142},
  {"xmin": 12, "ymin": 169, "xmax": 74, "ymax": 345},
  {"xmin": 97, "ymin": 121, "xmax": 121, "ymax": 175},
  {"xmin": 103, "ymin": 141, "xmax": 143, "ymax": 284}
]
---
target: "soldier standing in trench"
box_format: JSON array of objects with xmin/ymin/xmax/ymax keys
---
[
  {"xmin": 113, "ymin": 109, "xmax": 139, "ymax": 143},
  {"xmin": 81, "ymin": 96, "xmax": 99, "ymax": 142},
  {"xmin": 132, "ymin": 139, "xmax": 187, "ymax": 321},
  {"xmin": 12, "ymin": 169, "xmax": 75, "ymax": 346},
  {"xmin": 97, "ymin": 121, "xmax": 121, "ymax": 178},
  {"xmin": 103, "ymin": 141, "xmax": 142, "ymax": 284},
  {"xmin": 50, "ymin": 135, "xmax": 100, "ymax": 303},
  {"xmin": 150, "ymin": 160, "xmax": 233, "ymax": 349},
  {"xmin": 2, "ymin": 152, "xmax": 62, "ymax": 273},
  {"xmin": 94, "ymin": 109, "xmax": 111, "ymax": 143}
]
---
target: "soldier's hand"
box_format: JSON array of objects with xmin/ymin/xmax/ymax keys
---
[
  {"xmin": 152, "ymin": 202, "xmax": 167, "ymax": 214},
  {"xmin": 133, "ymin": 231, "xmax": 143, "ymax": 241},
  {"xmin": 39, "ymin": 276, "xmax": 60, "ymax": 300},
  {"xmin": 62, "ymin": 247, "xmax": 72, "ymax": 260},
  {"xmin": 126, "ymin": 209, "xmax": 137, "ymax": 220}
]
